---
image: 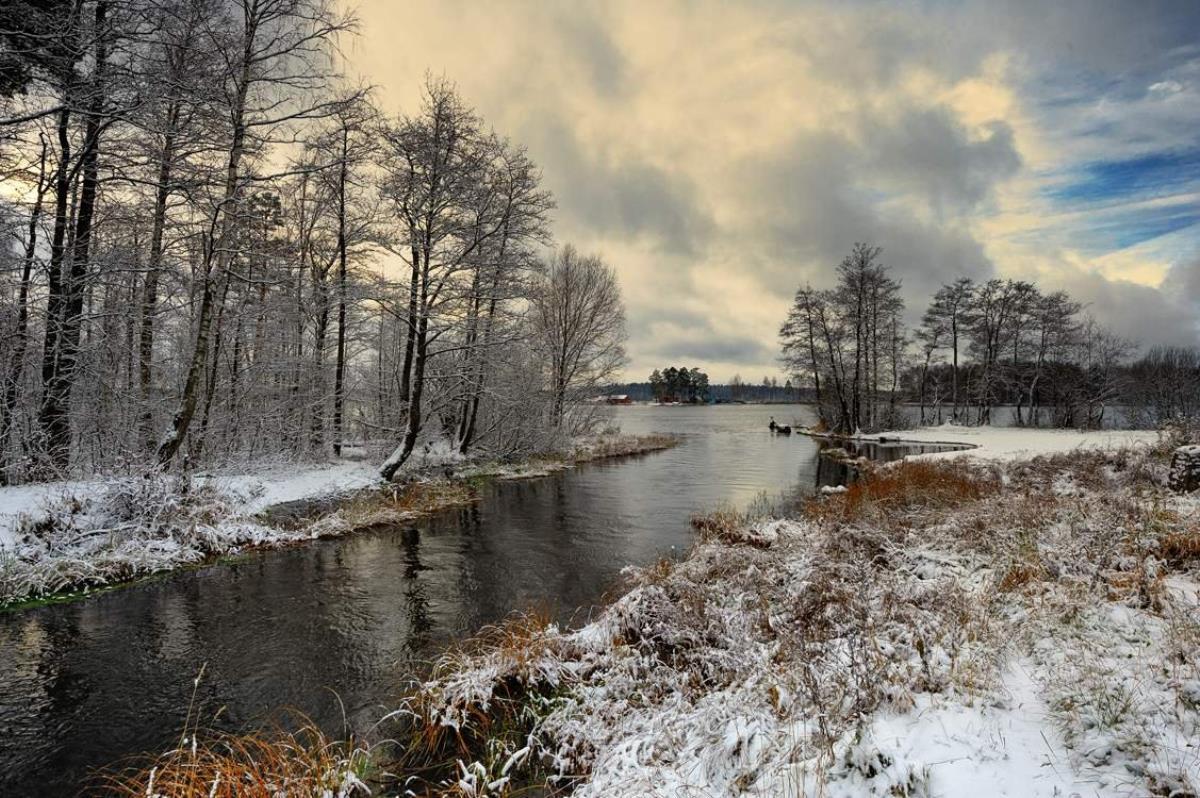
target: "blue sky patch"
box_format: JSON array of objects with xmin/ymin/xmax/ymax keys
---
[{"xmin": 1047, "ymin": 148, "xmax": 1200, "ymax": 205}]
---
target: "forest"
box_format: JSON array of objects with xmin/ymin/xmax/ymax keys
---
[
  {"xmin": 0, "ymin": 0, "xmax": 628, "ymax": 485},
  {"xmin": 780, "ymin": 243, "xmax": 1200, "ymax": 433}
]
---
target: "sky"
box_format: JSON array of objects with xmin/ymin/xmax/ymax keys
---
[{"xmin": 343, "ymin": 0, "xmax": 1200, "ymax": 382}]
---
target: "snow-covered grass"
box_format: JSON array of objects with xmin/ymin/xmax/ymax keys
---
[
  {"xmin": 0, "ymin": 473, "xmax": 334, "ymax": 607},
  {"xmin": 385, "ymin": 435, "xmax": 1200, "ymax": 797},
  {"xmin": 0, "ymin": 460, "xmax": 381, "ymax": 552},
  {"xmin": 0, "ymin": 433, "xmax": 679, "ymax": 609}
]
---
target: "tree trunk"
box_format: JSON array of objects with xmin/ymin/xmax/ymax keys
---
[
  {"xmin": 381, "ymin": 311, "xmax": 428, "ymax": 481},
  {"xmin": 398, "ymin": 245, "xmax": 420, "ymax": 404},
  {"xmin": 39, "ymin": 0, "xmax": 107, "ymax": 473},
  {"xmin": 332, "ymin": 130, "xmax": 348, "ymax": 457},
  {"xmin": 157, "ymin": 20, "xmax": 252, "ymax": 467},
  {"xmin": 138, "ymin": 103, "xmax": 179, "ymax": 451}
]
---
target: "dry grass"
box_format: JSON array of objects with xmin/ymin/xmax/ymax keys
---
[
  {"xmin": 336, "ymin": 481, "xmax": 477, "ymax": 528},
  {"xmin": 691, "ymin": 506, "xmax": 751, "ymax": 545},
  {"xmin": 92, "ymin": 720, "xmax": 369, "ymax": 798},
  {"xmin": 1160, "ymin": 526, "xmax": 1200, "ymax": 564},
  {"xmin": 807, "ymin": 459, "xmax": 1000, "ymax": 524}
]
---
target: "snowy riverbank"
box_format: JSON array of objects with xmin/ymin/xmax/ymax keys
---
[
  {"xmin": 388, "ymin": 427, "xmax": 1199, "ymax": 797},
  {"xmin": 0, "ymin": 434, "xmax": 677, "ymax": 608}
]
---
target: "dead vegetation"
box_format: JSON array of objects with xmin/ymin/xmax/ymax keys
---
[
  {"xmin": 330, "ymin": 481, "xmax": 478, "ymax": 530},
  {"xmin": 567, "ymin": 433, "xmax": 678, "ymax": 462},
  {"xmin": 805, "ymin": 458, "xmax": 1001, "ymax": 524},
  {"xmin": 92, "ymin": 718, "xmax": 370, "ymax": 798}
]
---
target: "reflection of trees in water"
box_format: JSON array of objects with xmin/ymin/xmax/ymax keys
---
[
  {"xmin": 399, "ymin": 526, "xmax": 434, "ymax": 658},
  {"xmin": 0, "ymin": 610, "xmax": 87, "ymax": 790}
]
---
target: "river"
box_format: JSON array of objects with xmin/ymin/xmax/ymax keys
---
[{"xmin": 0, "ymin": 403, "xmax": 960, "ymax": 795}]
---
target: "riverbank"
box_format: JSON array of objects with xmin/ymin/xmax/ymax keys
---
[
  {"xmin": 363, "ymin": 426, "xmax": 1199, "ymax": 797},
  {"xmin": 0, "ymin": 434, "xmax": 677, "ymax": 610}
]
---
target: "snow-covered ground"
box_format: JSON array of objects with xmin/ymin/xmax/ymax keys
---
[
  {"xmin": 871, "ymin": 422, "xmax": 1161, "ymax": 462},
  {"xmin": 0, "ymin": 459, "xmax": 381, "ymax": 552},
  {"xmin": 402, "ymin": 431, "xmax": 1200, "ymax": 797}
]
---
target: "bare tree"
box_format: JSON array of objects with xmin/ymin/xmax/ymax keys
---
[
  {"xmin": 530, "ymin": 244, "xmax": 626, "ymax": 429},
  {"xmin": 376, "ymin": 77, "xmax": 527, "ymax": 479},
  {"xmin": 156, "ymin": 0, "xmax": 352, "ymax": 466}
]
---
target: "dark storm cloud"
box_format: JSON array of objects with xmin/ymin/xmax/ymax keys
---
[{"xmin": 1055, "ymin": 267, "xmax": 1200, "ymax": 347}]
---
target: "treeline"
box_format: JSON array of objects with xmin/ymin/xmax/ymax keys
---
[
  {"xmin": 0, "ymin": 0, "xmax": 626, "ymax": 483},
  {"xmin": 781, "ymin": 243, "xmax": 1199, "ymax": 432},
  {"xmin": 648, "ymin": 367, "xmax": 710, "ymax": 403},
  {"xmin": 611, "ymin": 380, "xmax": 803, "ymax": 404}
]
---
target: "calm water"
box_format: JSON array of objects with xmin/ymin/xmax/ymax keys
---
[{"xmin": 0, "ymin": 404, "xmax": 960, "ymax": 795}]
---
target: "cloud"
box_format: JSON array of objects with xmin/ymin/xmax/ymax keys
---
[
  {"xmin": 351, "ymin": 0, "xmax": 1200, "ymax": 378},
  {"xmin": 1055, "ymin": 266, "xmax": 1200, "ymax": 347},
  {"xmin": 529, "ymin": 117, "xmax": 711, "ymax": 256},
  {"xmin": 867, "ymin": 112, "xmax": 1021, "ymax": 214}
]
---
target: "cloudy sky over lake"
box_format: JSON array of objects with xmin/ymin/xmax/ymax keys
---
[{"xmin": 347, "ymin": 0, "xmax": 1200, "ymax": 381}]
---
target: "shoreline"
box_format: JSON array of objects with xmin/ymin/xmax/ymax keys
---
[{"xmin": 0, "ymin": 433, "xmax": 679, "ymax": 613}]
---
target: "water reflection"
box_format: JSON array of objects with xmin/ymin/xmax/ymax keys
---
[{"xmin": 0, "ymin": 404, "xmax": 968, "ymax": 796}]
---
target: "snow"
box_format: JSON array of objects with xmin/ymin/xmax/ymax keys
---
[
  {"xmin": 0, "ymin": 481, "xmax": 94, "ymax": 550},
  {"xmin": 871, "ymin": 422, "xmax": 1160, "ymax": 462},
  {"xmin": 0, "ymin": 460, "xmax": 381, "ymax": 552},
  {"xmin": 405, "ymin": 441, "xmax": 1200, "ymax": 797},
  {"xmin": 210, "ymin": 460, "xmax": 381, "ymax": 514},
  {"xmin": 807, "ymin": 665, "xmax": 1123, "ymax": 798}
]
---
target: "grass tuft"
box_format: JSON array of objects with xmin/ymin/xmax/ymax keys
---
[
  {"xmin": 91, "ymin": 719, "xmax": 370, "ymax": 798},
  {"xmin": 807, "ymin": 459, "xmax": 1000, "ymax": 523}
]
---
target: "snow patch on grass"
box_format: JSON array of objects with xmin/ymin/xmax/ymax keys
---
[{"xmin": 0, "ymin": 474, "xmax": 335, "ymax": 605}]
